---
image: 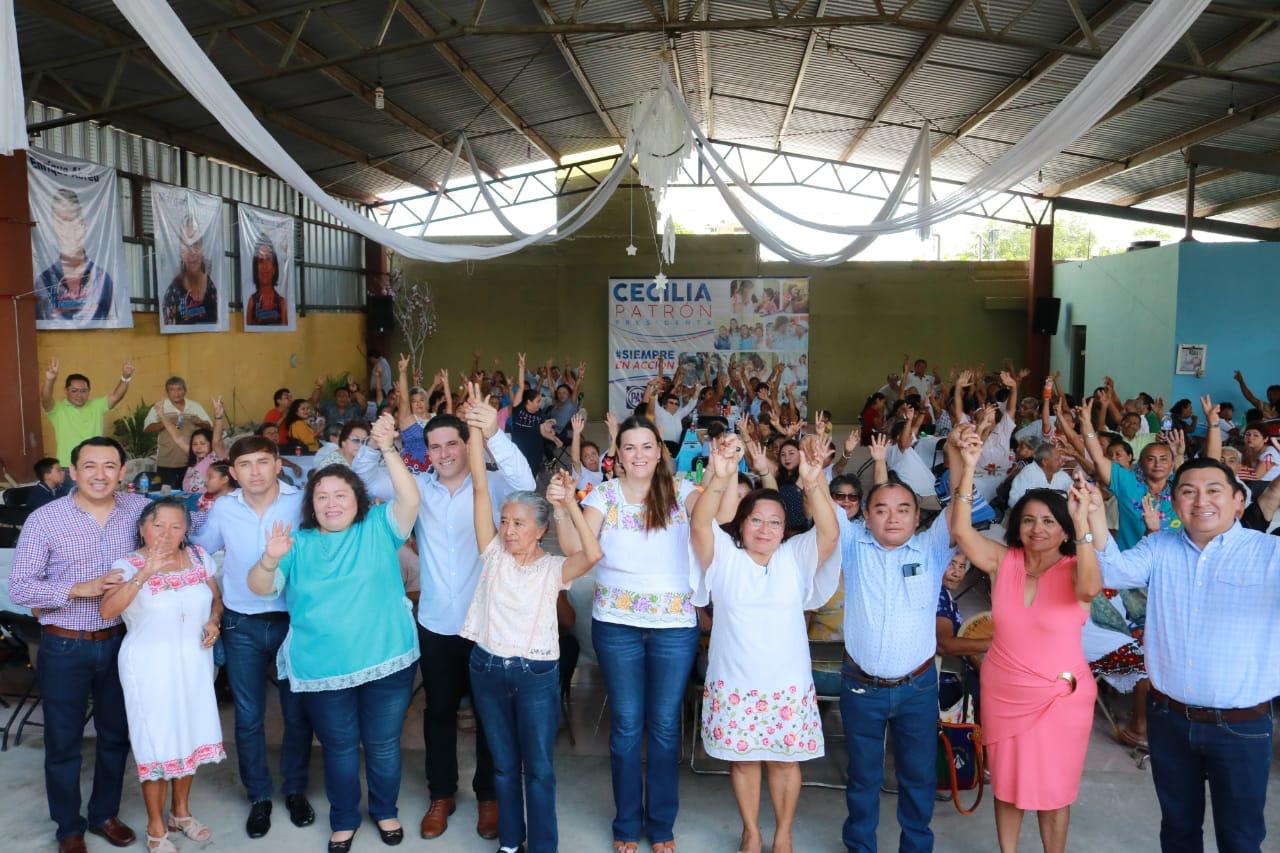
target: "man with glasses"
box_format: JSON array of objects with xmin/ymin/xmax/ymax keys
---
[
  {"xmin": 40, "ymin": 357, "xmax": 136, "ymax": 468},
  {"xmin": 161, "ymin": 216, "xmax": 219, "ymax": 326}
]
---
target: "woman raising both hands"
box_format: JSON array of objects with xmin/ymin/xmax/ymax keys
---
[
  {"xmin": 949, "ymin": 423, "xmax": 1102, "ymax": 853},
  {"xmin": 690, "ymin": 435, "xmax": 841, "ymax": 853},
  {"xmin": 459, "ymin": 383, "xmax": 602, "ymax": 853},
  {"xmin": 247, "ymin": 412, "xmax": 421, "ymax": 852}
]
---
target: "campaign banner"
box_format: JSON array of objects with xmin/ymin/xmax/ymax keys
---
[
  {"xmin": 238, "ymin": 204, "xmax": 296, "ymax": 332},
  {"xmin": 152, "ymin": 183, "xmax": 227, "ymax": 333},
  {"xmin": 28, "ymin": 148, "xmax": 131, "ymax": 330},
  {"xmin": 607, "ymin": 277, "xmax": 810, "ymax": 416}
]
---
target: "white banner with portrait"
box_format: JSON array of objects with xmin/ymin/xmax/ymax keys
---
[
  {"xmin": 607, "ymin": 277, "xmax": 810, "ymax": 416},
  {"xmin": 28, "ymin": 148, "xmax": 131, "ymax": 330},
  {"xmin": 151, "ymin": 183, "xmax": 227, "ymax": 333},
  {"xmin": 237, "ymin": 204, "xmax": 296, "ymax": 333}
]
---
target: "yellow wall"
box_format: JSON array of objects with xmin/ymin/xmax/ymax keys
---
[{"xmin": 35, "ymin": 312, "xmax": 367, "ymax": 452}]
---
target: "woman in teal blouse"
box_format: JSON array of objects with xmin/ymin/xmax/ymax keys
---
[{"xmin": 248, "ymin": 413, "xmax": 420, "ymax": 852}]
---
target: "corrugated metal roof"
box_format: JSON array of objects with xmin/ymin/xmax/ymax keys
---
[{"xmin": 12, "ymin": 0, "xmax": 1280, "ymax": 234}]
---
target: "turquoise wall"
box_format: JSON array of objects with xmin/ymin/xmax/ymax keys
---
[
  {"xmin": 1171, "ymin": 242, "xmax": 1280, "ymax": 416},
  {"xmin": 1050, "ymin": 245, "xmax": 1180, "ymax": 403}
]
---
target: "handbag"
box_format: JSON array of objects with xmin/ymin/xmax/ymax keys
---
[{"xmin": 936, "ymin": 670, "xmax": 984, "ymax": 815}]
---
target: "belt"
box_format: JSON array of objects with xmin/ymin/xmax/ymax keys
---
[
  {"xmin": 844, "ymin": 654, "xmax": 932, "ymax": 688},
  {"xmin": 226, "ymin": 609, "xmax": 290, "ymax": 621},
  {"xmin": 1150, "ymin": 687, "xmax": 1271, "ymax": 723},
  {"xmin": 42, "ymin": 624, "xmax": 125, "ymax": 642}
]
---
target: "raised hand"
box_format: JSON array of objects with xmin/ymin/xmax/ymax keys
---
[
  {"xmin": 604, "ymin": 410, "xmax": 620, "ymax": 442},
  {"xmin": 464, "ymin": 381, "xmax": 499, "ymax": 438},
  {"xmin": 711, "ymin": 435, "xmax": 744, "ymax": 479},
  {"xmin": 868, "ymin": 433, "xmax": 890, "ymax": 462},
  {"xmin": 1200, "ymin": 394, "xmax": 1220, "ymax": 425},
  {"xmin": 212, "ymin": 396, "xmax": 225, "ymax": 420},
  {"xmin": 539, "ymin": 419, "xmax": 558, "ymax": 442},
  {"xmin": 370, "ymin": 412, "xmax": 398, "ymax": 450},
  {"xmin": 1140, "ymin": 493, "xmax": 1162, "ymax": 532},
  {"xmin": 121, "ymin": 358, "xmax": 135, "ymax": 378},
  {"xmin": 571, "ymin": 409, "xmax": 586, "ymax": 436},
  {"xmin": 998, "ymin": 370, "xmax": 1016, "ymax": 387},
  {"xmin": 797, "ymin": 435, "xmax": 826, "ymax": 487},
  {"xmin": 264, "ymin": 521, "xmax": 294, "ymax": 562},
  {"xmin": 546, "ymin": 470, "xmax": 573, "ymax": 506},
  {"xmin": 398, "ymin": 352, "xmax": 410, "ymax": 374},
  {"xmin": 976, "ymin": 403, "xmax": 996, "ymax": 433},
  {"xmin": 45, "ymin": 357, "xmax": 60, "ymax": 381},
  {"xmin": 956, "ymin": 368, "xmax": 973, "ymax": 388},
  {"xmin": 744, "ymin": 438, "xmax": 774, "ymax": 476},
  {"xmin": 844, "ymin": 428, "xmax": 860, "ymax": 456}
]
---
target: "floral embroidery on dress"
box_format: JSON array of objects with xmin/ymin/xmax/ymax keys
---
[
  {"xmin": 701, "ymin": 680, "xmax": 823, "ymax": 759},
  {"xmin": 124, "ymin": 547, "xmax": 212, "ymax": 595},
  {"xmin": 597, "ymin": 480, "xmax": 688, "ymax": 531},
  {"xmin": 135, "ymin": 742, "xmax": 226, "ymax": 782},
  {"xmin": 593, "ymin": 583, "xmax": 694, "ymax": 623}
]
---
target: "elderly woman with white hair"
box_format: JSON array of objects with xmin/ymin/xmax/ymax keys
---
[{"xmin": 460, "ymin": 382, "xmax": 601, "ymax": 853}]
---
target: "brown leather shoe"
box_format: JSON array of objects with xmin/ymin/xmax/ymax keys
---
[
  {"xmin": 476, "ymin": 800, "xmax": 498, "ymax": 840},
  {"xmin": 87, "ymin": 818, "xmax": 137, "ymax": 848},
  {"xmin": 57, "ymin": 836, "xmax": 88, "ymax": 853},
  {"xmin": 419, "ymin": 799, "xmax": 455, "ymax": 839}
]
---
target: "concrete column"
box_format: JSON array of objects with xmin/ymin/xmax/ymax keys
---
[
  {"xmin": 1025, "ymin": 223, "xmax": 1054, "ymax": 387},
  {"xmin": 0, "ymin": 152, "xmax": 44, "ymax": 480}
]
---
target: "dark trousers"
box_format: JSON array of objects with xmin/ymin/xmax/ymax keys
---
[
  {"xmin": 38, "ymin": 632, "xmax": 130, "ymax": 841},
  {"xmin": 418, "ymin": 626, "xmax": 495, "ymax": 802},
  {"xmin": 1147, "ymin": 694, "xmax": 1272, "ymax": 853},
  {"xmin": 469, "ymin": 647, "xmax": 561, "ymax": 852},
  {"xmin": 155, "ymin": 466, "xmax": 186, "ymax": 489},
  {"xmin": 221, "ymin": 609, "xmax": 313, "ymax": 803},
  {"xmin": 302, "ymin": 663, "xmax": 416, "ymax": 832}
]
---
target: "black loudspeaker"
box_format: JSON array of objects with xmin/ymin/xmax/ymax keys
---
[
  {"xmin": 367, "ymin": 295, "xmax": 395, "ymax": 334},
  {"xmin": 1032, "ymin": 297, "xmax": 1061, "ymax": 336}
]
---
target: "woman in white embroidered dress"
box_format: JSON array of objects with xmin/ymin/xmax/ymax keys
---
[
  {"xmin": 555, "ymin": 415, "xmax": 732, "ymax": 853},
  {"xmin": 690, "ymin": 435, "xmax": 841, "ymax": 853},
  {"xmin": 461, "ymin": 381, "xmax": 602, "ymax": 852},
  {"xmin": 100, "ymin": 498, "xmax": 225, "ymax": 853}
]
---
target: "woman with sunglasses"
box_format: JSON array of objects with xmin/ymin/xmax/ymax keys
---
[{"xmin": 690, "ymin": 434, "xmax": 841, "ymax": 853}]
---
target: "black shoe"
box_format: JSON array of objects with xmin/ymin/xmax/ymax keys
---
[
  {"xmin": 246, "ymin": 800, "xmax": 272, "ymax": 838},
  {"xmin": 328, "ymin": 830, "xmax": 357, "ymax": 852},
  {"xmin": 286, "ymin": 794, "xmax": 316, "ymax": 828},
  {"xmin": 378, "ymin": 823, "xmax": 405, "ymax": 846}
]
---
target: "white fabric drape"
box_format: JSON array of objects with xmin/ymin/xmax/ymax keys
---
[
  {"xmin": 1, "ymin": 0, "xmax": 26, "ymax": 155},
  {"xmin": 2, "ymin": 0, "xmax": 1210, "ymax": 262}
]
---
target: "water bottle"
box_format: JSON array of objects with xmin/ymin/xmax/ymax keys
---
[
  {"xmin": 694, "ymin": 459, "xmax": 704, "ymax": 486},
  {"xmin": 138, "ymin": 473, "xmax": 150, "ymax": 494}
]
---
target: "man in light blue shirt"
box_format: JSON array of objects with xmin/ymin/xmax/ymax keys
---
[
  {"xmin": 352, "ymin": 402, "xmax": 534, "ymax": 840},
  {"xmin": 192, "ymin": 436, "xmax": 315, "ymax": 838},
  {"xmin": 840, "ymin": 476, "xmax": 954, "ymax": 853},
  {"xmin": 1088, "ymin": 456, "xmax": 1279, "ymax": 853}
]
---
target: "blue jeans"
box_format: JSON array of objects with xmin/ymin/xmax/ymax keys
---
[
  {"xmin": 38, "ymin": 632, "xmax": 130, "ymax": 840},
  {"xmin": 469, "ymin": 647, "xmax": 561, "ymax": 853},
  {"xmin": 1147, "ymin": 694, "xmax": 1272, "ymax": 853},
  {"xmin": 221, "ymin": 610, "xmax": 313, "ymax": 802},
  {"xmin": 301, "ymin": 663, "xmax": 416, "ymax": 832},
  {"xmin": 840, "ymin": 662, "xmax": 938, "ymax": 853},
  {"xmin": 591, "ymin": 619, "xmax": 699, "ymax": 844}
]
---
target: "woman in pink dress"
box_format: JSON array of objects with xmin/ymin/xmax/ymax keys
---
[{"xmin": 949, "ymin": 424, "xmax": 1103, "ymax": 852}]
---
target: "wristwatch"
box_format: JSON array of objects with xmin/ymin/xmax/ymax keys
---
[{"xmin": 1075, "ymin": 533, "xmax": 1094, "ymax": 545}]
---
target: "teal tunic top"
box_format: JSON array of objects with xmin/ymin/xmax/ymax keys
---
[{"xmin": 272, "ymin": 503, "xmax": 418, "ymax": 691}]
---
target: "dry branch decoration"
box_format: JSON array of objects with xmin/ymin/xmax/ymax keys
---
[{"xmin": 390, "ymin": 269, "xmax": 438, "ymax": 382}]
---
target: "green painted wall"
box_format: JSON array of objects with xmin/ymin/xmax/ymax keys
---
[
  {"xmin": 391, "ymin": 181, "xmax": 1029, "ymax": 420},
  {"xmin": 1049, "ymin": 245, "xmax": 1180, "ymax": 402}
]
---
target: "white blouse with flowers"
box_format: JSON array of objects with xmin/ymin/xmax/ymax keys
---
[{"xmin": 584, "ymin": 477, "xmax": 699, "ymax": 628}]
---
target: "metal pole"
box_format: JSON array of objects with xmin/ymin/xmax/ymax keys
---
[{"xmin": 1183, "ymin": 161, "xmax": 1198, "ymax": 242}]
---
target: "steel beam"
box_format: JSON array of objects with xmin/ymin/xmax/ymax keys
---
[
  {"xmin": 1112, "ymin": 168, "xmax": 1235, "ymax": 207},
  {"xmin": 532, "ymin": 0, "xmax": 623, "ymax": 144},
  {"xmin": 841, "ymin": 0, "xmax": 967, "ymax": 160},
  {"xmin": 930, "ymin": 0, "xmax": 1129, "ymax": 159},
  {"xmin": 1042, "ymin": 95, "xmax": 1280, "ymax": 197},
  {"xmin": 1186, "ymin": 145, "xmax": 1280, "ymax": 178},
  {"xmin": 1195, "ymin": 188, "xmax": 1280, "ymax": 218},
  {"xmin": 397, "ymin": 1, "xmax": 561, "ymax": 163},
  {"xmin": 1053, "ymin": 196, "xmax": 1278, "ymax": 241},
  {"xmin": 777, "ymin": 0, "xmax": 827, "ymax": 150}
]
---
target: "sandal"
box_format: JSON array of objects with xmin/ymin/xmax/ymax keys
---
[
  {"xmin": 167, "ymin": 813, "xmax": 212, "ymax": 842},
  {"xmin": 146, "ymin": 835, "xmax": 177, "ymax": 853},
  {"xmin": 613, "ymin": 843, "xmax": 639, "ymax": 853},
  {"xmin": 652, "ymin": 843, "xmax": 677, "ymax": 852}
]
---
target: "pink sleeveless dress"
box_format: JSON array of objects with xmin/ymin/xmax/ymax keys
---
[{"xmin": 980, "ymin": 548, "xmax": 1095, "ymax": 810}]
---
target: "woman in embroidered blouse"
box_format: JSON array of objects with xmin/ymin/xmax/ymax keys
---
[
  {"xmin": 246, "ymin": 413, "xmax": 420, "ymax": 852},
  {"xmin": 100, "ymin": 498, "xmax": 225, "ymax": 853},
  {"xmin": 691, "ymin": 435, "xmax": 840, "ymax": 853},
  {"xmin": 154, "ymin": 395, "xmax": 228, "ymax": 495},
  {"xmin": 460, "ymin": 381, "xmax": 602, "ymax": 853},
  {"xmin": 556, "ymin": 415, "xmax": 731, "ymax": 853}
]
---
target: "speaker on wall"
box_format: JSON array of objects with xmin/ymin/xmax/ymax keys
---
[
  {"xmin": 1032, "ymin": 297, "xmax": 1061, "ymax": 336},
  {"xmin": 368, "ymin": 295, "xmax": 395, "ymax": 335}
]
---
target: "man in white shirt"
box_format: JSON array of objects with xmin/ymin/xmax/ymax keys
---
[
  {"xmin": 901, "ymin": 355, "xmax": 939, "ymax": 399},
  {"xmin": 649, "ymin": 388, "xmax": 700, "ymax": 455},
  {"xmin": 351, "ymin": 403, "xmax": 534, "ymax": 841},
  {"xmin": 1008, "ymin": 441, "xmax": 1073, "ymax": 506}
]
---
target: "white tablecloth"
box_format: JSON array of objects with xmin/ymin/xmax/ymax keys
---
[{"xmin": 0, "ymin": 549, "xmax": 31, "ymax": 617}]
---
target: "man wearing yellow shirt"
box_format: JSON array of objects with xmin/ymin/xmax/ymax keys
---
[{"xmin": 40, "ymin": 357, "xmax": 135, "ymax": 467}]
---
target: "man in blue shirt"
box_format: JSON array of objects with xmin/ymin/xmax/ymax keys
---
[
  {"xmin": 1086, "ymin": 456, "xmax": 1279, "ymax": 853},
  {"xmin": 839, "ymin": 464, "xmax": 955, "ymax": 853},
  {"xmin": 193, "ymin": 436, "xmax": 315, "ymax": 839}
]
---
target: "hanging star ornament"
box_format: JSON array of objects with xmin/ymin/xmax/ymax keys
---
[
  {"xmin": 625, "ymin": 243, "xmax": 638, "ymax": 256},
  {"xmin": 654, "ymin": 271, "xmax": 668, "ymax": 287}
]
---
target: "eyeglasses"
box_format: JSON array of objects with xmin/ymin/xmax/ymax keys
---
[
  {"xmin": 347, "ymin": 437, "xmax": 368, "ymax": 445},
  {"xmin": 831, "ymin": 492, "xmax": 861, "ymax": 502},
  {"xmin": 745, "ymin": 516, "xmax": 785, "ymax": 531}
]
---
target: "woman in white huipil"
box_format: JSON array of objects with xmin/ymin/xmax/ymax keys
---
[{"xmin": 555, "ymin": 415, "xmax": 731, "ymax": 853}]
